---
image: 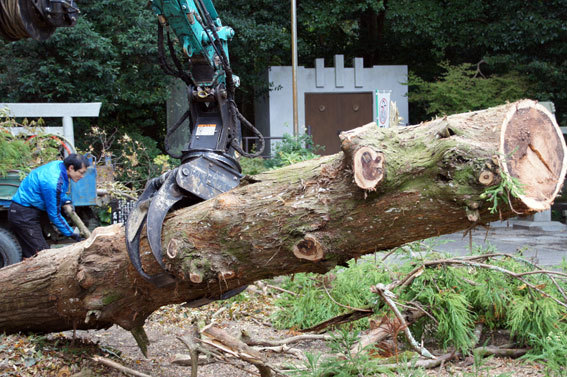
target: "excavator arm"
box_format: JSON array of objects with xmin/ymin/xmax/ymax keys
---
[
  {"xmin": 0, "ymin": 0, "xmax": 78, "ymax": 41},
  {"xmin": 126, "ymin": 0, "xmax": 264, "ymax": 290}
]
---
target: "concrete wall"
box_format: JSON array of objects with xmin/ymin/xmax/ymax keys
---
[{"xmin": 254, "ymin": 55, "xmax": 408, "ymax": 150}]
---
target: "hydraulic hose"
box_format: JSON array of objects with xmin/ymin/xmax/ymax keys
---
[{"xmin": 0, "ymin": 0, "xmax": 30, "ymax": 40}]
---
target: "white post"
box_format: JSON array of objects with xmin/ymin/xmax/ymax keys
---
[{"xmin": 62, "ymin": 116, "xmax": 75, "ymax": 149}]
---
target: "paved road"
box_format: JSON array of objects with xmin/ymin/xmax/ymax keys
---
[{"xmin": 432, "ymin": 220, "xmax": 567, "ymax": 267}]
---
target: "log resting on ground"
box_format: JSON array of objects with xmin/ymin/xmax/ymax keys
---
[{"xmin": 0, "ymin": 100, "xmax": 565, "ymax": 336}]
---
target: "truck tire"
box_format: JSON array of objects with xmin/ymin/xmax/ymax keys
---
[{"xmin": 0, "ymin": 227, "xmax": 22, "ymax": 268}]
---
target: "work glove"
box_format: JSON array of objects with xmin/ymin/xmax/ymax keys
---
[
  {"xmin": 70, "ymin": 227, "xmax": 84, "ymax": 242},
  {"xmin": 70, "ymin": 234, "xmax": 84, "ymax": 242}
]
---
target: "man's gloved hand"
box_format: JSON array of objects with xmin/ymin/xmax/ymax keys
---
[
  {"xmin": 70, "ymin": 234, "xmax": 84, "ymax": 242},
  {"xmin": 70, "ymin": 227, "xmax": 84, "ymax": 242}
]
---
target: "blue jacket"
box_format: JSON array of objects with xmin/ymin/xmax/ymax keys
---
[{"xmin": 12, "ymin": 161, "xmax": 74, "ymax": 236}]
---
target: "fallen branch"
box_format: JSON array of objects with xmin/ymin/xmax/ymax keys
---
[
  {"xmin": 265, "ymin": 284, "xmax": 298, "ymax": 297},
  {"xmin": 472, "ymin": 253, "xmax": 567, "ymax": 303},
  {"xmin": 371, "ymin": 284, "xmax": 436, "ymax": 359},
  {"xmin": 178, "ymin": 330, "xmax": 264, "ymax": 376},
  {"xmin": 378, "ymin": 351, "xmax": 457, "ymax": 370},
  {"xmin": 377, "ymin": 344, "xmax": 528, "ymax": 371},
  {"xmin": 350, "ymin": 308, "xmax": 424, "ymax": 354},
  {"xmin": 254, "ymin": 345, "xmax": 307, "ymax": 361},
  {"xmin": 91, "ymin": 355, "xmax": 151, "ymax": 377},
  {"xmin": 211, "ymin": 306, "xmax": 227, "ymax": 322},
  {"xmin": 177, "ymin": 329, "xmax": 201, "ymax": 377},
  {"xmin": 422, "ymin": 258, "xmax": 567, "ymax": 309},
  {"xmin": 473, "ymin": 345, "xmax": 529, "ymax": 358},
  {"xmin": 201, "ymin": 325, "xmax": 285, "ymax": 377},
  {"xmin": 300, "ymin": 310, "xmax": 374, "ymax": 333},
  {"xmin": 241, "ymin": 331, "xmax": 333, "ymax": 347}
]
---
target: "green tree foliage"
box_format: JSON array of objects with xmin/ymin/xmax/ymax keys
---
[
  {"xmin": 86, "ymin": 126, "xmax": 176, "ymax": 193},
  {"xmin": 239, "ymin": 133, "xmax": 322, "ymax": 175},
  {"xmin": 384, "ymin": 0, "xmax": 567, "ymax": 124},
  {"xmin": 215, "ymin": 0, "xmax": 567, "ymax": 125},
  {"xmin": 409, "ymin": 62, "xmax": 535, "ymax": 117},
  {"xmin": 0, "ymin": 0, "xmax": 565, "ymax": 155},
  {"xmin": 214, "ymin": 0, "xmax": 386, "ymax": 109},
  {"xmin": 0, "ymin": 0, "xmax": 171, "ymax": 144},
  {"xmin": 273, "ymin": 243, "xmax": 567, "ymax": 375},
  {"xmin": 212, "ymin": 0, "xmax": 292, "ymax": 107},
  {"xmin": 0, "ymin": 112, "xmax": 63, "ymax": 177}
]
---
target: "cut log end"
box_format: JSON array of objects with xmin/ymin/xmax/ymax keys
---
[
  {"xmin": 353, "ymin": 147, "xmax": 385, "ymax": 190},
  {"xmin": 189, "ymin": 273, "xmax": 203, "ymax": 284},
  {"xmin": 500, "ymin": 100, "xmax": 567, "ymax": 211},
  {"xmin": 479, "ymin": 170, "xmax": 495, "ymax": 186},
  {"xmin": 292, "ymin": 234, "xmax": 325, "ymax": 262},
  {"xmin": 166, "ymin": 239, "xmax": 180, "ymax": 259}
]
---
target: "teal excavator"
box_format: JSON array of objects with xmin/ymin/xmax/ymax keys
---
[{"xmin": 0, "ymin": 0, "xmax": 265, "ymax": 294}]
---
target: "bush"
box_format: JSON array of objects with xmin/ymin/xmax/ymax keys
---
[
  {"xmin": 86, "ymin": 127, "xmax": 176, "ymax": 193},
  {"xmin": 409, "ymin": 62, "xmax": 535, "ymax": 118},
  {"xmin": 239, "ymin": 133, "xmax": 323, "ymax": 176},
  {"xmin": 0, "ymin": 110, "xmax": 67, "ymax": 177}
]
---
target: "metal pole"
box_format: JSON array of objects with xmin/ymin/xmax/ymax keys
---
[{"xmin": 291, "ymin": 0, "xmax": 299, "ymax": 136}]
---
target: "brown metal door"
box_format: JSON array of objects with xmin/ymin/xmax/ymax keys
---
[{"xmin": 305, "ymin": 92, "xmax": 373, "ymax": 155}]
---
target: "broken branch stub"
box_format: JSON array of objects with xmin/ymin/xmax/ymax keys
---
[
  {"xmin": 352, "ymin": 147, "xmax": 385, "ymax": 190},
  {"xmin": 478, "ymin": 170, "xmax": 495, "ymax": 186},
  {"xmin": 292, "ymin": 234, "xmax": 325, "ymax": 262}
]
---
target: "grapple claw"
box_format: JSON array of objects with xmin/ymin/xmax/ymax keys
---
[
  {"xmin": 146, "ymin": 169, "xmax": 185, "ymax": 269},
  {"xmin": 125, "ymin": 171, "xmax": 176, "ymax": 287},
  {"xmin": 125, "ymin": 154, "xmax": 244, "ymax": 287}
]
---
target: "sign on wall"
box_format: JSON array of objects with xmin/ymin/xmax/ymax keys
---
[{"xmin": 376, "ymin": 90, "xmax": 391, "ymax": 128}]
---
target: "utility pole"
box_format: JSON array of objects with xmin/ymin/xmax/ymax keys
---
[{"xmin": 291, "ymin": 0, "xmax": 299, "ymax": 136}]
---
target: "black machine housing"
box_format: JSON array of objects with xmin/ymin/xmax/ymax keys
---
[{"xmin": 0, "ymin": 0, "xmax": 78, "ymax": 41}]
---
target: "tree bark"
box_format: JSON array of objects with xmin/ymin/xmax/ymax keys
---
[{"xmin": 0, "ymin": 100, "xmax": 565, "ymax": 336}]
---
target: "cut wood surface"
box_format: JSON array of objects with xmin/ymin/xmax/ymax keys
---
[{"xmin": 0, "ymin": 100, "xmax": 565, "ymax": 337}]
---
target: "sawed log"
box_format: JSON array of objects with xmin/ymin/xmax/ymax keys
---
[{"xmin": 0, "ymin": 100, "xmax": 565, "ymax": 340}]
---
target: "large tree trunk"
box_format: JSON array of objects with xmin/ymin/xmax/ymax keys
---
[{"xmin": 0, "ymin": 100, "xmax": 565, "ymax": 337}]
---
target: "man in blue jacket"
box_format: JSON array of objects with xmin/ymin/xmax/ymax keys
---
[{"xmin": 8, "ymin": 154, "xmax": 90, "ymax": 258}]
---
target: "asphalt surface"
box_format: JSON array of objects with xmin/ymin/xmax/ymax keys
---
[{"xmin": 432, "ymin": 220, "xmax": 567, "ymax": 268}]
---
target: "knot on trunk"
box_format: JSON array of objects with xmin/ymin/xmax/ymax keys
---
[
  {"xmin": 478, "ymin": 170, "xmax": 495, "ymax": 186},
  {"xmin": 292, "ymin": 234, "xmax": 325, "ymax": 262}
]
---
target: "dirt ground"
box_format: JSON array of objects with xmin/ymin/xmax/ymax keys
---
[
  {"xmin": 0, "ymin": 284, "xmax": 549, "ymax": 377},
  {"xmin": 83, "ymin": 313, "xmax": 546, "ymax": 377}
]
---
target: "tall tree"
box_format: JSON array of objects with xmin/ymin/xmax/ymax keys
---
[
  {"xmin": 382, "ymin": 0, "xmax": 567, "ymax": 123},
  {"xmin": 0, "ymin": 0, "xmax": 565, "ymax": 144},
  {"xmin": 0, "ymin": 0, "xmax": 171, "ymax": 141}
]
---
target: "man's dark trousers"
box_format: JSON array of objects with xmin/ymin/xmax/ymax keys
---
[{"xmin": 8, "ymin": 202, "xmax": 49, "ymax": 258}]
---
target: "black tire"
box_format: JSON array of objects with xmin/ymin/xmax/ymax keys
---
[{"xmin": 0, "ymin": 227, "xmax": 22, "ymax": 268}]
